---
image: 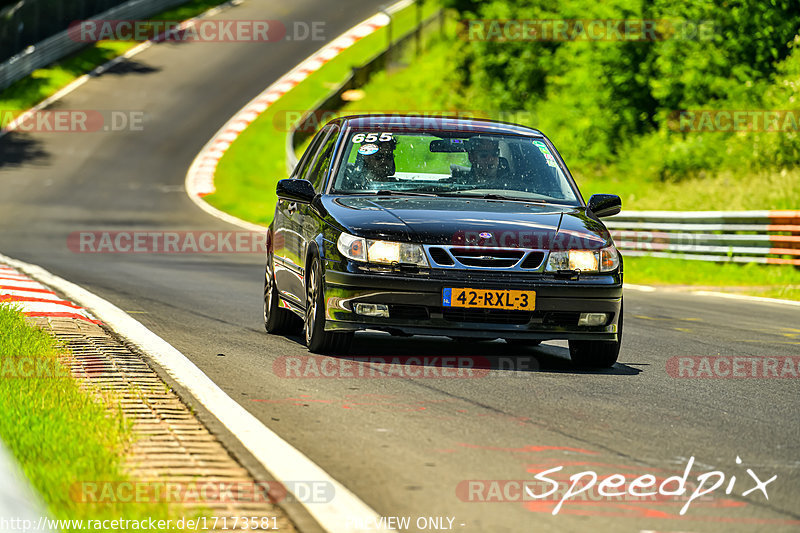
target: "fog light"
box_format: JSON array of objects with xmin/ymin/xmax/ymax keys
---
[
  {"xmin": 578, "ymin": 313, "xmax": 608, "ymax": 326},
  {"xmin": 354, "ymin": 303, "xmax": 389, "ymax": 317}
]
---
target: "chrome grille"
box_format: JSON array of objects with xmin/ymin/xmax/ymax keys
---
[{"xmin": 425, "ymin": 246, "xmax": 546, "ymax": 271}]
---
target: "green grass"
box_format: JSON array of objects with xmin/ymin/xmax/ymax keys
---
[
  {"xmin": 0, "ymin": 0, "xmax": 228, "ymax": 120},
  {"xmin": 0, "ymin": 305, "xmax": 183, "ymax": 530},
  {"xmin": 575, "ymin": 168, "xmax": 800, "ymax": 211},
  {"xmin": 208, "ymin": 1, "xmax": 442, "ymax": 225},
  {"xmin": 623, "ymin": 256, "xmax": 800, "ymax": 300}
]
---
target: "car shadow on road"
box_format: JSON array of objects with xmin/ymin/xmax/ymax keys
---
[
  {"xmin": 340, "ymin": 332, "xmax": 642, "ymax": 376},
  {"xmin": 0, "ymin": 133, "xmax": 49, "ymax": 169},
  {"xmin": 98, "ymin": 58, "xmax": 160, "ymax": 76}
]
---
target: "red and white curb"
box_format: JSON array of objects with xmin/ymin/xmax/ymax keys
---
[
  {"xmin": 184, "ymin": 0, "xmax": 413, "ymax": 231},
  {"xmin": 0, "ymin": 264, "xmax": 100, "ymax": 324}
]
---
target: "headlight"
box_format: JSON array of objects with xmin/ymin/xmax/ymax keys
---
[
  {"xmin": 337, "ymin": 232, "xmax": 428, "ymax": 267},
  {"xmin": 337, "ymin": 233, "xmax": 366, "ymax": 261},
  {"xmin": 546, "ymin": 245, "xmax": 619, "ymax": 273}
]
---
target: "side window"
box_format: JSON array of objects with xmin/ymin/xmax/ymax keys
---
[
  {"xmin": 306, "ymin": 127, "xmax": 339, "ymax": 192},
  {"xmin": 292, "ymin": 127, "xmax": 329, "ymax": 180}
]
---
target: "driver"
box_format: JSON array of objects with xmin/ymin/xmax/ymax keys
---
[{"xmin": 464, "ymin": 136, "xmax": 509, "ymax": 188}]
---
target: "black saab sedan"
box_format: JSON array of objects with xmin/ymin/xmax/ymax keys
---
[{"xmin": 265, "ymin": 115, "xmax": 623, "ymax": 367}]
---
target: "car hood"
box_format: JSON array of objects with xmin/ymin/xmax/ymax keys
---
[{"xmin": 323, "ymin": 196, "xmax": 612, "ymax": 250}]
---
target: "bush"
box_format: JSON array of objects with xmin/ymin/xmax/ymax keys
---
[{"xmin": 442, "ymin": 0, "xmax": 800, "ymax": 182}]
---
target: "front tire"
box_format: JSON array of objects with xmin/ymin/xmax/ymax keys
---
[
  {"xmin": 568, "ymin": 300, "xmax": 623, "ymax": 368},
  {"xmin": 264, "ymin": 253, "xmax": 299, "ymax": 334},
  {"xmin": 304, "ymin": 255, "xmax": 353, "ymax": 354}
]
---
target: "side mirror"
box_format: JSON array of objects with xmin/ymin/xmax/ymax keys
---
[
  {"xmin": 276, "ymin": 179, "xmax": 316, "ymax": 204},
  {"xmin": 587, "ymin": 194, "xmax": 621, "ymax": 218}
]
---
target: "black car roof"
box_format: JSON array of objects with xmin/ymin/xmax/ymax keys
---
[{"xmin": 331, "ymin": 114, "xmax": 544, "ymax": 136}]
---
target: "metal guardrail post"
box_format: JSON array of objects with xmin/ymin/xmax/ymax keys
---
[
  {"xmin": 380, "ymin": 6, "xmax": 393, "ymax": 64},
  {"xmin": 415, "ymin": 0, "xmax": 422, "ymax": 56}
]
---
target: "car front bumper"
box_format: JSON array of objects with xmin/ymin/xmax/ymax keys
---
[{"xmin": 322, "ymin": 266, "xmax": 622, "ymax": 341}]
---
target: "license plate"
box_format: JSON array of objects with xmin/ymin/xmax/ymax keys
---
[{"xmin": 443, "ymin": 288, "xmax": 536, "ymax": 311}]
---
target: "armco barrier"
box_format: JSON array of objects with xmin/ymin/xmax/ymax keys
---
[
  {"xmin": 608, "ymin": 210, "xmax": 800, "ymax": 266},
  {"xmin": 0, "ymin": 0, "xmax": 191, "ymax": 91}
]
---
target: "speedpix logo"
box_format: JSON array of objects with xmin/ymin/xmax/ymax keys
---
[{"xmin": 459, "ymin": 456, "xmax": 776, "ymax": 516}]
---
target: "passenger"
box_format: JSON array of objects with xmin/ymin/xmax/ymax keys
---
[
  {"xmin": 341, "ymin": 138, "xmax": 398, "ymax": 190},
  {"xmin": 360, "ymin": 139, "xmax": 397, "ymax": 182}
]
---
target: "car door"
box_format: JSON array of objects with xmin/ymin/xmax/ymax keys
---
[
  {"xmin": 273, "ymin": 128, "xmax": 328, "ymax": 305},
  {"xmin": 281, "ymin": 126, "xmax": 335, "ymax": 305},
  {"xmin": 283, "ymin": 125, "xmax": 340, "ymax": 304}
]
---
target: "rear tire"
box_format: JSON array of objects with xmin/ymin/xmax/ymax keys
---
[
  {"xmin": 304, "ymin": 255, "xmax": 353, "ymax": 354},
  {"xmin": 264, "ymin": 253, "xmax": 299, "ymax": 334},
  {"xmin": 568, "ymin": 300, "xmax": 623, "ymax": 368}
]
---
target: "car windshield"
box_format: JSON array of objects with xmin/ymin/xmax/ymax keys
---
[{"xmin": 330, "ymin": 130, "xmax": 580, "ymax": 204}]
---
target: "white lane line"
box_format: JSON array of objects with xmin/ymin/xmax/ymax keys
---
[
  {"xmin": 623, "ymin": 283, "xmax": 656, "ymax": 292},
  {"xmin": 624, "ymin": 282, "xmax": 799, "ymax": 306},
  {"xmin": 184, "ymin": 0, "xmax": 414, "ymax": 231},
  {"xmin": 691, "ymin": 290, "xmax": 800, "ymax": 307},
  {"xmin": 0, "ymin": 252, "xmax": 392, "ymax": 533}
]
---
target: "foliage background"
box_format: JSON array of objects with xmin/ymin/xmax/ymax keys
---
[{"xmin": 436, "ymin": 0, "xmax": 800, "ymax": 194}]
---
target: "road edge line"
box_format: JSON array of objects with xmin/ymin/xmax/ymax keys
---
[
  {"xmin": 183, "ymin": 0, "xmax": 413, "ymax": 231},
  {"xmin": 622, "ymin": 283, "xmax": 656, "ymax": 292},
  {"xmin": 624, "ymin": 283, "xmax": 800, "ymax": 306},
  {"xmin": 690, "ymin": 290, "xmax": 800, "ymax": 307},
  {"xmin": 0, "ymin": 252, "xmax": 392, "ymax": 533}
]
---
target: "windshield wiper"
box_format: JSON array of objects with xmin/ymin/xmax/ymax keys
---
[
  {"xmin": 437, "ymin": 191, "xmax": 547, "ymax": 203},
  {"xmin": 370, "ymin": 190, "xmax": 438, "ymax": 197}
]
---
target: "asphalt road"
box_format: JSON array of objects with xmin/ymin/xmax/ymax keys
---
[{"xmin": 1, "ymin": 1, "xmax": 799, "ymax": 531}]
